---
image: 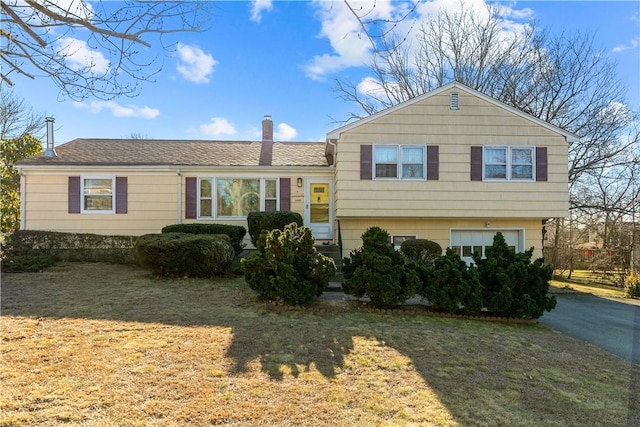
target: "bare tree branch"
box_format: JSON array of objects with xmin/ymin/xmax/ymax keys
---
[{"xmin": 0, "ymin": 0, "xmax": 213, "ymax": 100}]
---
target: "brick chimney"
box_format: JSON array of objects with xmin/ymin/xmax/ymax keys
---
[
  {"xmin": 262, "ymin": 114, "xmax": 273, "ymax": 141},
  {"xmin": 259, "ymin": 115, "xmax": 273, "ymax": 166}
]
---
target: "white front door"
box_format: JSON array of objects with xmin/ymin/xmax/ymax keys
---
[{"xmin": 305, "ymin": 180, "xmax": 333, "ymax": 240}]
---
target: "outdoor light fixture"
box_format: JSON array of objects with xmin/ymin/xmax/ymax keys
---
[{"xmin": 297, "ymin": 177, "xmax": 303, "ymax": 187}]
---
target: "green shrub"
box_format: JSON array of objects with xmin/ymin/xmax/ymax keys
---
[
  {"xmin": 2, "ymin": 252, "xmax": 55, "ymax": 272},
  {"xmin": 242, "ymin": 223, "xmax": 336, "ymax": 306},
  {"xmin": 415, "ymin": 248, "xmax": 482, "ymax": 314},
  {"xmin": 472, "ymin": 232, "xmax": 556, "ymax": 318},
  {"xmin": 342, "ymin": 227, "xmax": 419, "ymax": 308},
  {"xmin": 1, "ymin": 230, "xmax": 137, "ymax": 269},
  {"xmin": 161, "ymin": 223, "xmax": 246, "ymax": 255},
  {"xmin": 624, "ymin": 270, "xmax": 640, "ymax": 298},
  {"xmin": 135, "ymin": 233, "xmax": 234, "ymax": 278},
  {"xmin": 400, "ymin": 239, "xmax": 443, "ymax": 264},
  {"xmin": 246, "ymin": 211, "xmax": 303, "ymax": 247}
]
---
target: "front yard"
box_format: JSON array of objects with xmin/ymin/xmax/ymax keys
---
[{"xmin": 1, "ymin": 263, "xmax": 637, "ymax": 426}]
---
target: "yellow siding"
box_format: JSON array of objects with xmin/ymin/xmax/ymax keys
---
[
  {"xmin": 338, "ymin": 217, "xmax": 545, "ymax": 259},
  {"xmin": 334, "ymin": 88, "xmax": 569, "ymax": 219},
  {"xmin": 24, "ymin": 173, "xmax": 178, "ymax": 235},
  {"xmin": 20, "ymin": 168, "xmax": 332, "ymax": 240}
]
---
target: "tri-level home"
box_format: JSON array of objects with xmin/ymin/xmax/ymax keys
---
[{"xmin": 15, "ymin": 82, "xmax": 577, "ymax": 262}]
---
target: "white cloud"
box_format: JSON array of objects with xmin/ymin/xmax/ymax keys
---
[
  {"xmin": 57, "ymin": 37, "xmax": 109, "ymax": 73},
  {"xmin": 176, "ymin": 43, "xmax": 217, "ymax": 83},
  {"xmin": 250, "ymin": 0, "xmax": 273, "ymax": 23},
  {"xmin": 304, "ymin": 0, "xmax": 393, "ymax": 80},
  {"xmin": 274, "ymin": 122, "xmax": 297, "ymax": 140},
  {"xmin": 306, "ymin": 0, "xmax": 534, "ymax": 80},
  {"xmin": 73, "ymin": 101, "xmax": 160, "ymax": 119},
  {"xmin": 613, "ymin": 37, "xmax": 639, "ymax": 53},
  {"xmin": 199, "ymin": 117, "xmax": 237, "ymax": 137}
]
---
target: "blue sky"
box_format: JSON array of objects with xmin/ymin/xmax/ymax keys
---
[{"xmin": 9, "ymin": 0, "xmax": 640, "ymax": 144}]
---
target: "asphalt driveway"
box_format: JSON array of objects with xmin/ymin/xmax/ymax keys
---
[{"xmin": 539, "ymin": 293, "xmax": 640, "ymax": 365}]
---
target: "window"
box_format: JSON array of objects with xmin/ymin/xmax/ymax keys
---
[
  {"xmin": 198, "ymin": 178, "xmax": 278, "ymax": 218},
  {"xmin": 390, "ymin": 235, "xmax": 416, "ymax": 250},
  {"xmin": 374, "ymin": 145, "xmax": 425, "ymax": 179},
  {"xmin": 82, "ymin": 177, "xmax": 114, "ymax": 213},
  {"xmin": 484, "ymin": 146, "xmax": 534, "ymax": 181},
  {"xmin": 264, "ymin": 179, "xmax": 278, "ymax": 212},
  {"xmin": 450, "ymin": 230, "xmax": 522, "ymax": 265}
]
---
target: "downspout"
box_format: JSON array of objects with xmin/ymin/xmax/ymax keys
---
[
  {"xmin": 177, "ymin": 169, "xmax": 182, "ymax": 224},
  {"xmin": 18, "ymin": 168, "xmax": 26, "ymax": 230},
  {"xmin": 326, "ymin": 139, "xmax": 337, "ymax": 166}
]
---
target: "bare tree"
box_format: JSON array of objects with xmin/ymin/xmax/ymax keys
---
[
  {"xmin": 1, "ymin": 0, "xmax": 213, "ymax": 100},
  {"xmin": 336, "ymin": 3, "xmax": 636, "ymax": 183},
  {"xmin": 0, "ymin": 90, "xmax": 45, "ymax": 140}
]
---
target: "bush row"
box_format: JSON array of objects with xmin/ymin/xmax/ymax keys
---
[
  {"xmin": 1, "ymin": 230, "xmax": 137, "ymax": 272},
  {"xmin": 342, "ymin": 227, "xmax": 556, "ymax": 319},
  {"xmin": 3, "ymin": 213, "xmax": 302, "ymax": 277}
]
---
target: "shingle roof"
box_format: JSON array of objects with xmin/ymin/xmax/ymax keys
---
[{"xmin": 16, "ymin": 139, "xmax": 329, "ymax": 167}]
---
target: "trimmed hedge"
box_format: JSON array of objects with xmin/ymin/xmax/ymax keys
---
[
  {"xmin": 161, "ymin": 223, "xmax": 246, "ymax": 254},
  {"xmin": 247, "ymin": 211, "xmax": 303, "ymax": 247},
  {"xmin": 1, "ymin": 230, "xmax": 137, "ymax": 271},
  {"xmin": 135, "ymin": 233, "xmax": 234, "ymax": 278}
]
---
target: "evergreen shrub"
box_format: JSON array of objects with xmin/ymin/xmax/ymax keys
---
[
  {"xmin": 416, "ymin": 248, "xmax": 482, "ymax": 314},
  {"xmin": 241, "ymin": 223, "xmax": 335, "ymax": 305},
  {"xmin": 161, "ymin": 223, "xmax": 246, "ymax": 255},
  {"xmin": 342, "ymin": 227, "xmax": 419, "ymax": 307},
  {"xmin": 400, "ymin": 239, "xmax": 443, "ymax": 264},
  {"xmin": 135, "ymin": 233, "xmax": 234, "ymax": 278},
  {"xmin": 246, "ymin": 211, "xmax": 303, "ymax": 247},
  {"xmin": 472, "ymin": 232, "xmax": 556, "ymax": 318}
]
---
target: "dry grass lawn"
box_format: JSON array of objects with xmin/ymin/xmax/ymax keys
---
[{"xmin": 1, "ymin": 263, "xmax": 638, "ymax": 426}]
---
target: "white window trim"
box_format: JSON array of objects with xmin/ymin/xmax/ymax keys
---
[
  {"xmin": 483, "ymin": 146, "xmax": 535, "ymax": 182},
  {"xmin": 81, "ymin": 176, "xmax": 115, "ymax": 214},
  {"xmin": 197, "ymin": 177, "xmax": 279, "ymax": 219},
  {"xmin": 373, "ymin": 144, "xmax": 426, "ymax": 180},
  {"xmin": 262, "ymin": 178, "xmax": 279, "ymax": 212}
]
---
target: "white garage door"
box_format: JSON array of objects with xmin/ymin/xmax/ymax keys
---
[{"xmin": 450, "ymin": 230, "xmax": 522, "ymax": 265}]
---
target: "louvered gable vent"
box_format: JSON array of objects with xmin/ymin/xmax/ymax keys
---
[{"xmin": 450, "ymin": 92, "xmax": 460, "ymax": 110}]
